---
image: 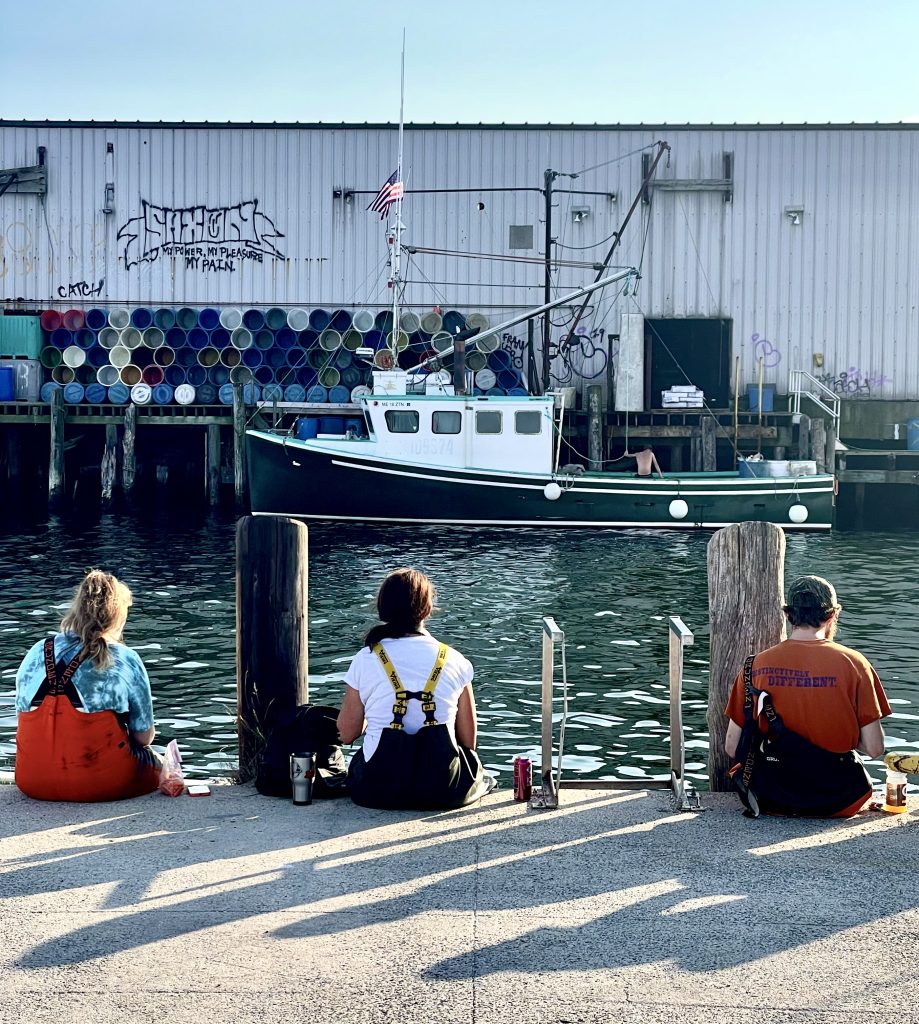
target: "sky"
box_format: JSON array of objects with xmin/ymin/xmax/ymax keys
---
[{"xmin": 1, "ymin": 0, "xmax": 918, "ymax": 124}]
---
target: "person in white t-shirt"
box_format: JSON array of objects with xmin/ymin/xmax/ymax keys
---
[{"xmin": 338, "ymin": 568, "xmax": 492, "ymax": 810}]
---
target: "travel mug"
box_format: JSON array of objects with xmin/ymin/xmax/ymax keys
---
[{"xmin": 290, "ymin": 752, "xmax": 316, "ymax": 805}]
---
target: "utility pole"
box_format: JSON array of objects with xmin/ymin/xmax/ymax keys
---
[{"xmin": 542, "ymin": 168, "xmax": 558, "ymax": 393}]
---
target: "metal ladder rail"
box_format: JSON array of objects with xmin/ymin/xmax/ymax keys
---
[{"xmin": 789, "ymin": 369, "xmax": 841, "ymax": 440}]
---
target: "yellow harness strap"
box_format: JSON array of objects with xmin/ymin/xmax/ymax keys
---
[{"xmin": 372, "ymin": 641, "xmax": 448, "ymax": 730}]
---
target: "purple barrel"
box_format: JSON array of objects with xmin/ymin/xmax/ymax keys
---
[
  {"xmin": 308, "ymin": 308, "xmax": 331, "ymax": 331},
  {"xmin": 85, "ymin": 308, "xmax": 108, "ymax": 331},
  {"xmin": 131, "ymin": 308, "xmax": 153, "ymax": 330},
  {"xmin": 198, "ymin": 307, "xmax": 220, "ymax": 331},
  {"xmin": 243, "ymin": 309, "xmax": 265, "ymax": 331}
]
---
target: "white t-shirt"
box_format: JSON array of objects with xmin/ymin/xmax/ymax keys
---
[{"xmin": 344, "ymin": 634, "xmax": 474, "ymax": 761}]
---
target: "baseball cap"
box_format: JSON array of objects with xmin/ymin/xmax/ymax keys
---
[{"xmin": 784, "ymin": 575, "xmax": 839, "ymax": 615}]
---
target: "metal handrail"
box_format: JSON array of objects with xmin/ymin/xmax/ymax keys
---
[
  {"xmin": 668, "ymin": 615, "xmax": 699, "ymax": 811},
  {"xmin": 789, "ymin": 369, "xmax": 841, "ymax": 436},
  {"xmin": 537, "ymin": 615, "xmax": 564, "ymax": 809}
]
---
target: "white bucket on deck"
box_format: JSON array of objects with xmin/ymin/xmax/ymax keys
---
[
  {"xmin": 372, "ymin": 370, "xmax": 408, "ymax": 395},
  {"xmin": 765, "ymin": 459, "xmax": 789, "ymax": 477},
  {"xmin": 788, "ymin": 460, "xmax": 818, "ymax": 476}
]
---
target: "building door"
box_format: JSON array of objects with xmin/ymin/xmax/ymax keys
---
[{"xmin": 644, "ymin": 318, "xmax": 732, "ymax": 409}]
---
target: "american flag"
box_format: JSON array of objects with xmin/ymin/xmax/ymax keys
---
[{"xmin": 368, "ymin": 170, "xmax": 404, "ymax": 219}]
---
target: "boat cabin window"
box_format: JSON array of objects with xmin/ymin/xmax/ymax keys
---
[
  {"xmin": 515, "ymin": 411, "xmax": 542, "ymax": 435},
  {"xmin": 433, "ymin": 411, "xmax": 462, "ymax": 434},
  {"xmin": 475, "ymin": 410, "xmax": 502, "ymax": 435},
  {"xmin": 384, "ymin": 410, "xmax": 419, "ymax": 433}
]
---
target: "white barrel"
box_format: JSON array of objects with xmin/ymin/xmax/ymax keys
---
[
  {"xmin": 62, "ymin": 345, "xmax": 86, "ymax": 368},
  {"xmin": 175, "ymin": 383, "xmax": 196, "ymax": 405},
  {"xmin": 788, "ymin": 460, "xmax": 818, "ymax": 476},
  {"xmin": 142, "ymin": 327, "xmax": 165, "ymax": 349},
  {"xmin": 97, "ymin": 365, "xmax": 120, "ymax": 386},
  {"xmin": 400, "ymin": 310, "xmax": 422, "ymax": 333},
  {"xmin": 231, "ymin": 327, "xmax": 253, "ymax": 349},
  {"xmin": 765, "ymin": 459, "xmax": 790, "ymax": 477},
  {"xmin": 431, "ymin": 331, "xmax": 454, "ymax": 354},
  {"xmin": 319, "ymin": 329, "xmax": 342, "ymax": 351},
  {"xmin": 219, "ymin": 308, "xmax": 243, "ymax": 330},
  {"xmin": 229, "ymin": 365, "xmax": 253, "ymax": 384},
  {"xmin": 108, "ymin": 308, "xmax": 130, "ymax": 330},
  {"xmin": 120, "ymin": 327, "xmax": 142, "ymax": 350},
  {"xmin": 130, "ymin": 382, "xmax": 152, "ymax": 405},
  {"xmin": 352, "ymin": 309, "xmax": 375, "ymax": 333},
  {"xmin": 350, "ymin": 384, "xmax": 372, "ymax": 401},
  {"xmin": 466, "ymin": 312, "xmax": 490, "ymax": 331},
  {"xmin": 98, "ymin": 327, "xmax": 120, "ymax": 349},
  {"xmin": 109, "ymin": 345, "xmax": 131, "ymax": 368},
  {"xmin": 475, "ymin": 331, "xmax": 500, "ymax": 353},
  {"xmin": 287, "ymin": 308, "xmax": 311, "ymax": 331},
  {"xmin": 475, "ymin": 368, "xmax": 497, "ymax": 390},
  {"xmin": 421, "ymin": 311, "xmax": 443, "ymax": 334}
]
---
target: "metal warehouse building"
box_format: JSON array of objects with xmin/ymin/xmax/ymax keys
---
[{"xmin": 2, "ymin": 120, "xmax": 918, "ymax": 435}]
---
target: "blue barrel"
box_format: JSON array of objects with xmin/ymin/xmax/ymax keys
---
[
  {"xmin": 267, "ymin": 347, "xmax": 287, "ymax": 369},
  {"xmin": 319, "ymin": 415, "xmax": 346, "ymax": 433},
  {"xmin": 333, "ymin": 348, "xmax": 353, "ymax": 369},
  {"xmin": 507, "ymin": 386, "xmax": 528, "ymax": 396},
  {"xmin": 242, "ymin": 383, "xmax": 261, "ymax": 404},
  {"xmin": 243, "ymin": 309, "xmax": 265, "ymax": 331},
  {"xmin": 50, "ymin": 328, "xmax": 73, "ymax": 349},
  {"xmin": 340, "ymin": 365, "xmax": 363, "ymax": 389},
  {"xmin": 254, "ymin": 365, "xmax": 275, "ymax": 384},
  {"xmin": 443, "ymin": 310, "xmax": 466, "ymax": 334},
  {"xmin": 153, "ymin": 308, "xmax": 176, "ymax": 330},
  {"xmin": 242, "ymin": 347, "xmax": 263, "ymax": 367},
  {"xmin": 131, "ymin": 308, "xmax": 153, "ymax": 330},
  {"xmin": 0, "ymin": 366, "xmax": 15, "ymax": 401},
  {"xmin": 497, "ymin": 368, "xmax": 520, "ymax": 390},
  {"xmin": 186, "ymin": 365, "xmax": 207, "ymax": 387},
  {"xmin": 344, "ymin": 416, "xmax": 364, "ymax": 435},
  {"xmin": 374, "ymin": 310, "xmax": 394, "ymax": 333},
  {"xmin": 329, "ymin": 385, "xmax": 351, "ymax": 404},
  {"xmin": 298, "ymin": 329, "xmax": 318, "ymax": 349},
  {"xmin": 908, "ymin": 418, "xmax": 919, "ymax": 451},
  {"xmin": 40, "ymin": 381, "xmax": 61, "ymax": 403},
  {"xmin": 108, "ymin": 382, "xmax": 130, "ymax": 404},
  {"xmin": 489, "ymin": 349, "xmax": 513, "ymax": 371},
  {"xmin": 165, "ymin": 365, "xmax": 187, "ymax": 386},
  {"xmin": 309, "ymin": 308, "xmax": 332, "ymax": 331},
  {"xmin": 175, "ymin": 346, "xmax": 197, "ymax": 367},
  {"xmin": 330, "ymin": 309, "xmax": 352, "ymax": 332},
  {"xmin": 196, "ymin": 383, "xmax": 217, "ymax": 404},
  {"xmin": 253, "ymin": 329, "xmax": 274, "ymax": 350},
  {"xmin": 284, "ymin": 383, "xmax": 306, "ymax": 402},
  {"xmin": 209, "ymin": 365, "xmax": 230, "ymax": 386},
  {"xmin": 166, "ymin": 327, "xmax": 188, "ymax": 349},
  {"xmin": 85, "ymin": 382, "xmax": 108, "ymax": 404},
  {"xmin": 296, "ymin": 367, "xmax": 318, "ymax": 387},
  {"xmin": 152, "ymin": 383, "xmax": 174, "ymax": 404},
  {"xmin": 409, "ymin": 331, "xmax": 428, "ymax": 352},
  {"xmin": 265, "ymin": 307, "xmax": 288, "ymax": 331},
  {"xmin": 87, "ymin": 346, "xmax": 108, "ymax": 367},
  {"xmin": 486, "ymin": 387, "xmax": 506, "ymax": 396},
  {"xmin": 263, "ymin": 383, "xmax": 284, "ymax": 402},
  {"xmin": 286, "ymin": 348, "xmax": 306, "ymax": 367},
  {"xmin": 274, "ymin": 327, "xmax": 296, "ymax": 349},
  {"xmin": 363, "ymin": 329, "xmax": 386, "ymax": 352},
  {"xmin": 75, "ymin": 328, "xmax": 96, "ymax": 349},
  {"xmin": 218, "ymin": 383, "xmax": 235, "ymax": 405},
  {"xmin": 85, "ymin": 308, "xmax": 108, "ymax": 331},
  {"xmin": 187, "ymin": 327, "xmax": 209, "ymax": 350},
  {"xmin": 306, "ymin": 385, "xmax": 329, "ymax": 403},
  {"xmin": 63, "ymin": 382, "xmax": 85, "ymax": 404},
  {"xmin": 198, "ymin": 307, "xmax": 220, "ymax": 331},
  {"xmin": 296, "ymin": 417, "xmax": 320, "ymax": 440},
  {"xmin": 210, "ymin": 327, "xmax": 231, "ymax": 349}
]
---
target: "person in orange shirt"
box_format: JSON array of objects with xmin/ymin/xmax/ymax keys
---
[{"xmin": 724, "ymin": 574, "xmax": 891, "ymax": 817}]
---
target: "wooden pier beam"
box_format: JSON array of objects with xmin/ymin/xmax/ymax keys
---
[
  {"xmin": 207, "ymin": 424, "xmax": 221, "ymax": 506},
  {"xmin": 48, "ymin": 387, "xmax": 65, "ymax": 511},
  {"xmin": 232, "ymin": 384, "xmax": 248, "ymax": 509},
  {"xmin": 825, "ymin": 420, "xmax": 837, "ymax": 475},
  {"xmin": 236, "ymin": 516, "xmax": 309, "ymax": 782},
  {"xmin": 811, "ymin": 418, "xmax": 827, "ymax": 474},
  {"xmin": 122, "ymin": 405, "xmax": 136, "ymax": 496},
  {"xmin": 706, "ymin": 521, "xmax": 786, "ymax": 791},
  {"xmin": 796, "ymin": 413, "xmax": 812, "ymax": 460},
  {"xmin": 101, "ymin": 423, "xmax": 118, "ymax": 506},
  {"xmin": 587, "ymin": 385, "xmax": 603, "ymax": 471},
  {"xmin": 701, "ymin": 416, "xmax": 718, "ymax": 472}
]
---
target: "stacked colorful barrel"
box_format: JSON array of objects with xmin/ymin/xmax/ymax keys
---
[{"xmin": 36, "ymin": 307, "xmax": 526, "ymax": 405}]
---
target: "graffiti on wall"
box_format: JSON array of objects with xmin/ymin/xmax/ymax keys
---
[
  {"xmin": 751, "ymin": 332, "xmax": 781, "ymax": 367},
  {"xmin": 57, "ymin": 278, "xmax": 104, "ymax": 299},
  {"xmin": 117, "ymin": 199, "xmax": 286, "ymax": 271},
  {"xmin": 815, "ymin": 367, "xmax": 893, "ymax": 398},
  {"xmin": 498, "ymin": 325, "xmax": 613, "ymax": 385}
]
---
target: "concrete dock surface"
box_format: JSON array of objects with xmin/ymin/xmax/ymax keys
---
[{"xmin": 1, "ymin": 783, "xmax": 917, "ymax": 1024}]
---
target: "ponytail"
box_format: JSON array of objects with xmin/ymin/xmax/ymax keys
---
[
  {"xmin": 60, "ymin": 569, "xmax": 133, "ymax": 669},
  {"xmin": 363, "ymin": 568, "xmax": 435, "ymax": 649}
]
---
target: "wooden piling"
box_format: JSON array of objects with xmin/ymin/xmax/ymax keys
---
[
  {"xmin": 101, "ymin": 423, "xmax": 118, "ymax": 505},
  {"xmin": 236, "ymin": 516, "xmax": 309, "ymax": 782},
  {"xmin": 825, "ymin": 420, "xmax": 837, "ymax": 475},
  {"xmin": 155, "ymin": 464, "xmax": 169, "ymax": 487},
  {"xmin": 587, "ymin": 385, "xmax": 603, "ymax": 471},
  {"xmin": 701, "ymin": 416, "xmax": 718, "ymax": 472},
  {"xmin": 706, "ymin": 521, "xmax": 786, "ymax": 791},
  {"xmin": 797, "ymin": 414, "xmax": 812, "ymax": 460},
  {"xmin": 122, "ymin": 405, "xmax": 136, "ymax": 495},
  {"xmin": 5, "ymin": 425, "xmax": 20, "ymax": 484},
  {"xmin": 207, "ymin": 424, "xmax": 221, "ymax": 505},
  {"xmin": 232, "ymin": 384, "xmax": 247, "ymax": 508},
  {"xmin": 811, "ymin": 418, "xmax": 827, "ymax": 474},
  {"xmin": 48, "ymin": 387, "xmax": 65, "ymax": 510}
]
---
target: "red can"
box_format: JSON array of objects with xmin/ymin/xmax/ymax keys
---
[{"xmin": 513, "ymin": 756, "xmax": 532, "ymax": 802}]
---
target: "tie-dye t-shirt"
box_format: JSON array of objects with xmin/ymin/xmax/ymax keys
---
[{"xmin": 15, "ymin": 632, "xmax": 154, "ymax": 733}]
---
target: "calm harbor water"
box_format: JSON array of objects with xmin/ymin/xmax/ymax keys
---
[{"xmin": 1, "ymin": 511, "xmax": 917, "ymax": 788}]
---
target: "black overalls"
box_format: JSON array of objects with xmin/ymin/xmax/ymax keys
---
[{"xmin": 347, "ymin": 641, "xmax": 486, "ymax": 810}]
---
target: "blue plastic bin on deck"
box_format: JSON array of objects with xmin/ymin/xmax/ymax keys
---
[
  {"xmin": 738, "ymin": 457, "xmax": 769, "ymax": 478},
  {"xmin": 0, "ymin": 366, "xmax": 15, "ymax": 401},
  {"xmin": 296, "ymin": 418, "xmax": 320, "ymax": 440},
  {"xmin": 905, "ymin": 418, "xmax": 919, "ymax": 450},
  {"xmin": 319, "ymin": 415, "xmax": 347, "ymax": 434},
  {"xmin": 747, "ymin": 383, "xmax": 775, "ymax": 413}
]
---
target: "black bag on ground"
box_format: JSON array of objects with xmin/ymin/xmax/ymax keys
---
[
  {"xmin": 255, "ymin": 704, "xmax": 349, "ymax": 799},
  {"xmin": 730, "ymin": 655, "xmax": 872, "ymax": 818}
]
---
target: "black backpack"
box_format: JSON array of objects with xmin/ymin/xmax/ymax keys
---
[{"xmin": 254, "ymin": 704, "xmax": 349, "ymax": 799}]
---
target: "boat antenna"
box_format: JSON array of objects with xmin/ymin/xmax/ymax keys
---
[{"xmin": 386, "ymin": 29, "xmax": 407, "ymax": 366}]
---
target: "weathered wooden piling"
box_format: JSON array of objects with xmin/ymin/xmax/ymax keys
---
[
  {"xmin": 5, "ymin": 425, "xmax": 20, "ymax": 484},
  {"xmin": 811, "ymin": 418, "xmax": 827, "ymax": 473},
  {"xmin": 207, "ymin": 424, "xmax": 221, "ymax": 506},
  {"xmin": 101, "ymin": 423, "xmax": 118, "ymax": 505},
  {"xmin": 587, "ymin": 385, "xmax": 603, "ymax": 471},
  {"xmin": 48, "ymin": 386, "xmax": 65, "ymax": 510},
  {"xmin": 236, "ymin": 516, "xmax": 309, "ymax": 782},
  {"xmin": 797, "ymin": 413, "xmax": 811, "ymax": 460},
  {"xmin": 701, "ymin": 416, "xmax": 718, "ymax": 471},
  {"xmin": 706, "ymin": 521, "xmax": 786, "ymax": 790},
  {"xmin": 122, "ymin": 405, "xmax": 136, "ymax": 496},
  {"xmin": 232, "ymin": 384, "xmax": 247, "ymax": 508}
]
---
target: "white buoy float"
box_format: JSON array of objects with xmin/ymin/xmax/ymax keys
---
[
  {"xmin": 669, "ymin": 499, "xmax": 689, "ymax": 520},
  {"xmin": 544, "ymin": 482, "xmax": 562, "ymax": 501},
  {"xmin": 788, "ymin": 503, "xmax": 809, "ymax": 523}
]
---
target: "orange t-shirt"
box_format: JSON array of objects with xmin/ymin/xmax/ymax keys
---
[{"xmin": 725, "ymin": 639, "xmax": 891, "ymax": 754}]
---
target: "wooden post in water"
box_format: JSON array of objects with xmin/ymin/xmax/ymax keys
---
[
  {"xmin": 706, "ymin": 521, "xmax": 786, "ymax": 791},
  {"xmin": 587, "ymin": 385, "xmax": 603, "ymax": 471},
  {"xmin": 797, "ymin": 413, "xmax": 811, "ymax": 460},
  {"xmin": 207, "ymin": 424, "xmax": 221, "ymax": 506},
  {"xmin": 122, "ymin": 405, "xmax": 136, "ymax": 496},
  {"xmin": 236, "ymin": 516, "xmax": 309, "ymax": 782},
  {"xmin": 811, "ymin": 418, "xmax": 827, "ymax": 473},
  {"xmin": 48, "ymin": 386, "xmax": 65, "ymax": 511},
  {"xmin": 232, "ymin": 384, "xmax": 247, "ymax": 509},
  {"xmin": 101, "ymin": 423, "xmax": 118, "ymax": 505},
  {"xmin": 825, "ymin": 420, "xmax": 837, "ymax": 475},
  {"xmin": 701, "ymin": 415, "xmax": 718, "ymax": 472},
  {"xmin": 6, "ymin": 425, "xmax": 20, "ymax": 485}
]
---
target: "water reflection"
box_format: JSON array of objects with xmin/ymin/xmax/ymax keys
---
[{"xmin": 1, "ymin": 512, "xmax": 917, "ymax": 787}]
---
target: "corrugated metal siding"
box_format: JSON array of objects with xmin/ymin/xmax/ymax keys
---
[{"xmin": 1, "ymin": 122, "xmax": 918, "ymax": 398}]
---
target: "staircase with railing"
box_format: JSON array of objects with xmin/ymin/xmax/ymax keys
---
[{"xmin": 789, "ymin": 369, "xmax": 841, "ymax": 443}]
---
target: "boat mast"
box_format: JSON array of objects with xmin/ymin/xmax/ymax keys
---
[{"xmin": 387, "ymin": 31, "xmax": 407, "ymax": 363}]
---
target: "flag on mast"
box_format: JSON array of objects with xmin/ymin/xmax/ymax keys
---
[{"xmin": 368, "ymin": 170, "xmax": 404, "ymax": 219}]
